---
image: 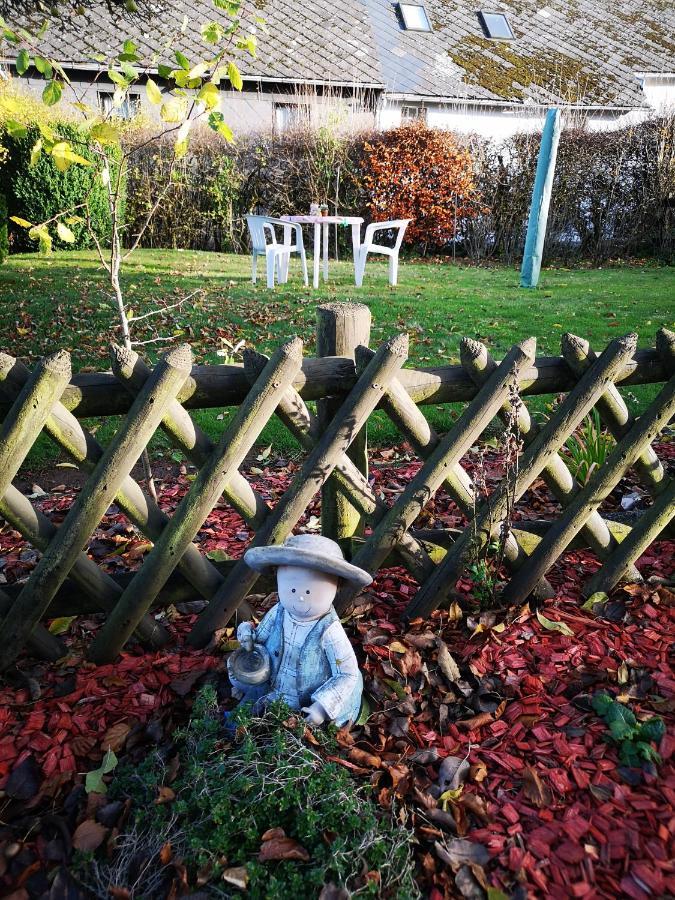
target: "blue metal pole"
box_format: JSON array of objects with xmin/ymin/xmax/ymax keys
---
[{"xmin": 520, "ymin": 108, "xmax": 562, "ymax": 288}]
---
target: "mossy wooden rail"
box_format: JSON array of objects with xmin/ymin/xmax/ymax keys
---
[{"xmin": 0, "ymin": 303, "xmax": 672, "ymax": 669}]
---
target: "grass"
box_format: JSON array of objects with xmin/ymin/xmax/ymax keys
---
[{"xmin": 1, "ymin": 249, "xmax": 673, "ymax": 467}]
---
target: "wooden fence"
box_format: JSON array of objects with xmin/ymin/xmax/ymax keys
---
[{"xmin": 0, "ymin": 302, "xmax": 672, "ymax": 670}]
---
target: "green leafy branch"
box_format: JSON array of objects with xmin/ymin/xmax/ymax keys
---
[{"xmin": 591, "ymin": 691, "xmax": 665, "ymax": 769}]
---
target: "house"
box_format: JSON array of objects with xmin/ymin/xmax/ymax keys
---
[{"xmin": 2, "ymin": 0, "xmax": 674, "ymax": 139}]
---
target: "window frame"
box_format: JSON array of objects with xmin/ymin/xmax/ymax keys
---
[
  {"xmin": 97, "ymin": 90, "xmax": 141, "ymax": 120},
  {"xmin": 477, "ymin": 10, "xmax": 515, "ymax": 40},
  {"xmin": 398, "ymin": 3, "xmax": 433, "ymax": 32}
]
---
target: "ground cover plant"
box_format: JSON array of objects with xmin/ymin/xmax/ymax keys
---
[
  {"xmin": 0, "ymin": 249, "xmax": 672, "ymax": 466},
  {"xmin": 78, "ymin": 688, "xmax": 418, "ymax": 898},
  {"xmin": 0, "ymin": 446, "xmax": 673, "ymax": 897}
]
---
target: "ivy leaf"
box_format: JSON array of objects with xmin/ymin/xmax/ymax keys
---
[
  {"xmin": 227, "ymin": 61, "xmax": 243, "ymax": 91},
  {"xmin": 145, "ymin": 77, "xmax": 162, "ymax": 104},
  {"xmin": 214, "ymin": 0, "xmax": 241, "ymax": 12},
  {"xmin": 188, "ymin": 61, "xmax": 209, "ymax": 79},
  {"xmin": 202, "ymin": 21, "xmax": 224, "ymax": 44},
  {"xmin": 208, "ymin": 111, "xmax": 234, "ymax": 142},
  {"xmin": 34, "ymin": 56, "xmax": 53, "ymax": 78},
  {"xmin": 5, "ymin": 119, "xmax": 27, "ymax": 139},
  {"xmin": 48, "ymin": 615, "xmax": 76, "ymax": 634},
  {"xmin": 51, "ymin": 141, "xmax": 92, "ymax": 170},
  {"xmin": 42, "ymin": 79, "xmax": 62, "ymax": 106},
  {"xmin": 15, "ymin": 48, "xmax": 30, "ymax": 75},
  {"xmin": 637, "ymin": 717, "xmax": 665, "ymax": 743},
  {"xmin": 536, "ymin": 610, "xmax": 574, "ymax": 637},
  {"xmin": 174, "ymin": 50, "xmax": 190, "ymax": 71},
  {"xmin": 160, "ymin": 98, "xmax": 187, "ymax": 123},
  {"xmin": 10, "ymin": 216, "xmax": 33, "ymax": 228},
  {"xmin": 85, "ymin": 748, "xmax": 118, "ymax": 794},
  {"xmin": 56, "ymin": 222, "xmax": 76, "ymax": 244},
  {"xmin": 90, "ymin": 121, "xmax": 120, "ymax": 144},
  {"xmin": 197, "ymin": 82, "xmax": 220, "ymax": 110}
]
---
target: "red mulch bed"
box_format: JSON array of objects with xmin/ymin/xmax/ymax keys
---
[{"xmin": 0, "ymin": 448, "xmax": 673, "ymax": 899}]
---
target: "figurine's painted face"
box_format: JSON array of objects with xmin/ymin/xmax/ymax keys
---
[{"xmin": 277, "ymin": 565, "xmax": 338, "ymax": 621}]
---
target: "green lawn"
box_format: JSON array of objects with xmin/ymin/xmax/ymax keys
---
[{"xmin": 1, "ymin": 249, "xmax": 673, "ymax": 466}]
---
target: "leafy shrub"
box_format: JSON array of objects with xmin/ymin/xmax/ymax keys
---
[
  {"xmin": 360, "ymin": 122, "xmax": 483, "ymax": 252},
  {"xmin": 0, "ymin": 193, "xmax": 7, "ymax": 264},
  {"xmin": 80, "ymin": 687, "xmax": 418, "ymax": 898},
  {"xmin": 592, "ymin": 692, "xmax": 665, "ymax": 770},
  {"xmin": 1, "ymin": 122, "xmax": 121, "ymax": 252}
]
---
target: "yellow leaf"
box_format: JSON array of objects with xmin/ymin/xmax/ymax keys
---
[
  {"xmin": 388, "ymin": 641, "xmax": 408, "ymax": 654},
  {"xmin": 10, "ymin": 216, "xmax": 33, "ymax": 228},
  {"xmin": 56, "ymin": 221, "xmax": 76, "ymax": 243},
  {"xmin": 439, "ymin": 786, "xmax": 463, "ymax": 810},
  {"xmin": 49, "ymin": 615, "xmax": 76, "ymax": 635},
  {"xmin": 188, "ymin": 61, "xmax": 209, "ymax": 79},
  {"xmin": 146, "ymin": 77, "xmax": 162, "ymax": 105}
]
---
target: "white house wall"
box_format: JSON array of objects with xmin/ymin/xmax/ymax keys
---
[{"xmin": 377, "ymin": 98, "xmax": 649, "ymax": 140}]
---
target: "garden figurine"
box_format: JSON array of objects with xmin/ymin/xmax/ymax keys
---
[{"xmin": 228, "ymin": 534, "xmax": 372, "ymax": 726}]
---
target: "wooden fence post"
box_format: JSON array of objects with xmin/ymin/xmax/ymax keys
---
[
  {"xmin": 0, "ymin": 345, "xmax": 193, "ymax": 671},
  {"xmin": 189, "ymin": 333, "xmax": 409, "ymax": 645},
  {"xmin": 89, "ymin": 338, "xmax": 305, "ymax": 663},
  {"xmin": 316, "ymin": 302, "xmax": 371, "ymax": 545},
  {"xmin": 337, "ymin": 338, "xmax": 538, "ymax": 611}
]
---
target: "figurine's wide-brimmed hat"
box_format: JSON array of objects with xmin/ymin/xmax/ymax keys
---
[{"xmin": 244, "ymin": 534, "xmax": 372, "ymax": 588}]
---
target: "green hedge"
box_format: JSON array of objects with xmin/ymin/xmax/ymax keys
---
[
  {"xmin": 0, "ymin": 193, "xmax": 7, "ymax": 264},
  {"xmin": 1, "ymin": 122, "xmax": 121, "ymax": 252}
]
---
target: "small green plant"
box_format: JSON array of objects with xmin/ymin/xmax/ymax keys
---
[
  {"xmin": 564, "ymin": 408, "xmax": 614, "ymax": 484},
  {"xmin": 78, "ymin": 686, "xmax": 418, "ymax": 898},
  {"xmin": 467, "ymin": 558, "xmax": 499, "ymax": 609},
  {"xmin": 591, "ymin": 692, "xmax": 665, "ymax": 769}
]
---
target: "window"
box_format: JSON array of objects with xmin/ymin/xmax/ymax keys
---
[
  {"xmin": 98, "ymin": 91, "xmax": 141, "ymax": 120},
  {"xmin": 477, "ymin": 11, "xmax": 514, "ymax": 39},
  {"xmin": 274, "ymin": 102, "xmax": 310, "ymax": 132},
  {"xmin": 401, "ymin": 105, "xmax": 427, "ymax": 121},
  {"xmin": 398, "ymin": 3, "xmax": 433, "ymax": 32}
]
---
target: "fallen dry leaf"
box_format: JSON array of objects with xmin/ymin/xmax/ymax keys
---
[
  {"xmin": 222, "ymin": 866, "xmax": 248, "ymax": 890},
  {"xmin": 349, "ymin": 748, "xmax": 382, "ymax": 768},
  {"xmin": 259, "ymin": 836, "xmax": 310, "ymax": 862},
  {"xmin": 101, "ymin": 722, "xmax": 131, "ymax": 753},
  {"xmin": 522, "ymin": 766, "xmax": 552, "ymax": 808},
  {"xmin": 437, "ymin": 638, "xmax": 461, "ymax": 683},
  {"xmin": 261, "ymin": 827, "xmax": 286, "ymax": 842},
  {"xmin": 72, "ymin": 819, "xmax": 107, "ymax": 852},
  {"xmin": 154, "ymin": 786, "xmax": 175, "ymax": 805},
  {"xmin": 159, "ymin": 842, "xmax": 173, "ymax": 865}
]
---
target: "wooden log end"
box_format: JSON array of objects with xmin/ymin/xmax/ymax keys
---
[
  {"xmin": 0, "ymin": 352, "xmax": 17, "ymax": 380},
  {"xmin": 317, "ymin": 301, "xmax": 371, "ymax": 318},
  {"xmin": 110, "ymin": 342, "xmax": 139, "ymax": 379},
  {"xmin": 518, "ymin": 336, "xmax": 537, "ymax": 362},
  {"xmin": 561, "ymin": 332, "xmax": 590, "ymax": 361},
  {"xmin": 242, "ymin": 348, "xmax": 269, "ymax": 380},
  {"xmin": 163, "ymin": 342, "xmax": 194, "ymax": 373},
  {"xmin": 459, "ymin": 337, "xmax": 487, "ymax": 367},
  {"xmin": 617, "ymin": 332, "xmax": 638, "ymax": 356},
  {"xmin": 43, "ymin": 349, "xmax": 72, "ymax": 381},
  {"xmin": 384, "ymin": 332, "xmax": 409, "ymax": 359},
  {"xmin": 354, "ymin": 343, "xmax": 375, "ymax": 372},
  {"xmin": 656, "ymin": 327, "xmax": 675, "ymax": 357},
  {"xmin": 279, "ymin": 335, "xmax": 304, "ymax": 362}
]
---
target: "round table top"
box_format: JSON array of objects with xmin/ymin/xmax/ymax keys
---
[{"xmin": 282, "ymin": 215, "xmax": 364, "ymax": 224}]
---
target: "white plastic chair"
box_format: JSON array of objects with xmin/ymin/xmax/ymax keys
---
[
  {"xmin": 355, "ymin": 219, "xmax": 410, "ymax": 287},
  {"xmin": 246, "ymin": 215, "xmax": 308, "ymax": 289}
]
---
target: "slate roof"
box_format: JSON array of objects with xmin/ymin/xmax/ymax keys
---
[{"xmin": 2, "ymin": 0, "xmax": 674, "ymax": 107}]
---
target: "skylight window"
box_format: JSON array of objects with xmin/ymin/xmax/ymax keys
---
[
  {"xmin": 477, "ymin": 11, "xmax": 514, "ymax": 39},
  {"xmin": 399, "ymin": 3, "xmax": 433, "ymax": 32}
]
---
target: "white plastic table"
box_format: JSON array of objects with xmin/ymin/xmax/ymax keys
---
[{"xmin": 281, "ymin": 215, "xmax": 364, "ymax": 289}]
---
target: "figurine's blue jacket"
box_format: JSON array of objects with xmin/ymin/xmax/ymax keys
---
[{"xmin": 232, "ymin": 604, "xmax": 362, "ymax": 726}]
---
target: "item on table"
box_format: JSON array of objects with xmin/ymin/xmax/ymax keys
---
[
  {"xmin": 320, "ymin": 204, "xmax": 329, "ymax": 217},
  {"xmin": 309, "ymin": 203, "xmax": 320, "ymax": 216}
]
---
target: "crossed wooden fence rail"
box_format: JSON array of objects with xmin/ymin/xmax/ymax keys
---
[{"xmin": 0, "ymin": 302, "xmax": 673, "ymax": 671}]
